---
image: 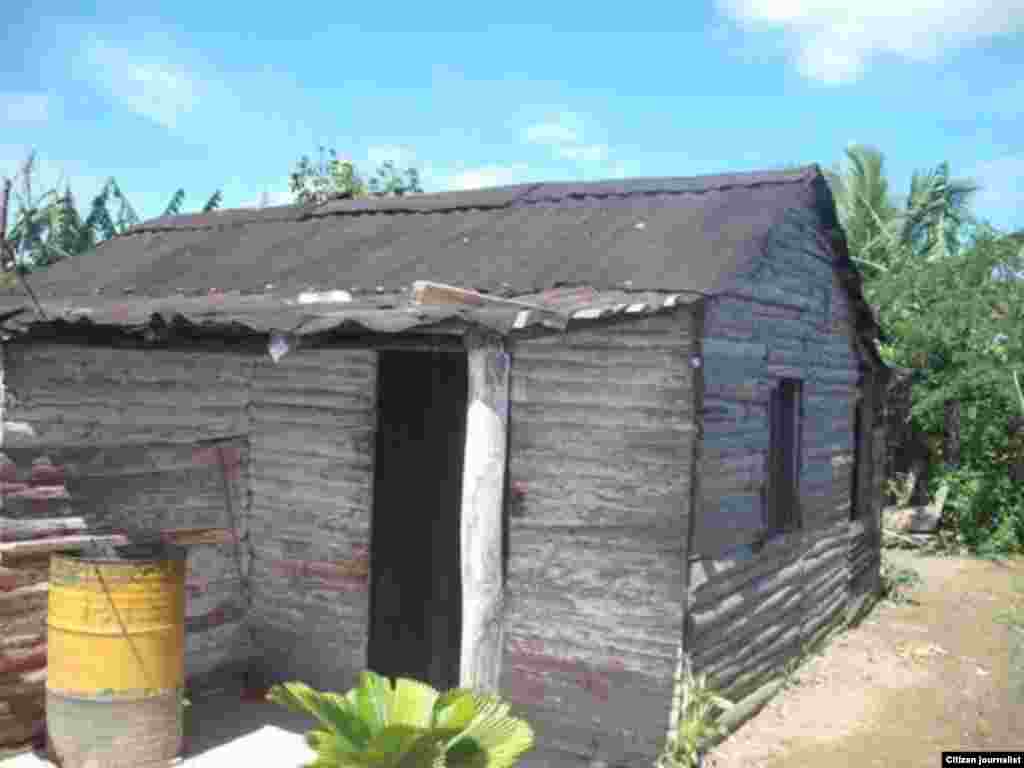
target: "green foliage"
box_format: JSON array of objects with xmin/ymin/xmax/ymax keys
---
[
  {"xmin": 657, "ymin": 659, "xmax": 733, "ymax": 768},
  {"xmin": 368, "ymin": 161, "xmax": 422, "ymax": 198},
  {"xmin": 901, "ymin": 162, "xmax": 979, "ymax": 263},
  {"xmin": 3, "ymin": 149, "xmax": 223, "ymax": 276},
  {"xmin": 289, "ymin": 147, "xmax": 423, "ymax": 205},
  {"xmin": 163, "ymin": 189, "xmax": 186, "ymax": 217},
  {"xmin": 267, "ymin": 670, "xmax": 534, "ymax": 768},
  {"xmin": 4, "ymin": 151, "xmax": 78, "ymax": 270},
  {"xmin": 824, "ymin": 145, "xmax": 899, "ymax": 274},
  {"xmin": 827, "ymin": 145, "xmax": 1024, "ymax": 555},
  {"xmin": 880, "ymin": 554, "xmax": 923, "ymax": 604},
  {"xmin": 939, "ymin": 466, "xmax": 1024, "ymax": 556},
  {"xmin": 995, "ymin": 577, "xmax": 1024, "ymax": 631},
  {"xmin": 202, "ymin": 190, "xmax": 223, "ymax": 213}
]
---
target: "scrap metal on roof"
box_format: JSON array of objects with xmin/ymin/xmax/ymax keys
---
[{"xmin": 0, "ymin": 284, "xmax": 699, "ymax": 339}]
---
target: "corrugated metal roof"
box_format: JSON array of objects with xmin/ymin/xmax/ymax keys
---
[{"xmin": 0, "ymin": 288, "xmax": 700, "ymax": 338}]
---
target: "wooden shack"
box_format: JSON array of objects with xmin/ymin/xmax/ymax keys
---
[{"xmin": 0, "ymin": 166, "xmax": 888, "ymax": 766}]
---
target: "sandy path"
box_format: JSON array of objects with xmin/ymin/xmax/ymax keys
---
[{"xmin": 709, "ymin": 551, "xmax": 1024, "ymax": 768}]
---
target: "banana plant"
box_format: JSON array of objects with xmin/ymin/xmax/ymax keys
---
[{"xmin": 267, "ymin": 670, "xmax": 534, "ymax": 768}]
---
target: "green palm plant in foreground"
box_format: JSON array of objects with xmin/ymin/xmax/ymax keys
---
[{"xmin": 267, "ymin": 670, "xmax": 534, "ymax": 768}]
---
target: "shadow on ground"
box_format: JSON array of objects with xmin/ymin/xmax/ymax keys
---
[{"xmin": 184, "ymin": 689, "xmax": 313, "ymax": 759}]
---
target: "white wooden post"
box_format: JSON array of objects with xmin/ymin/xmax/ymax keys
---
[{"xmin": 459, "ymin": 331, "xmax": 509, "ymax": 692}]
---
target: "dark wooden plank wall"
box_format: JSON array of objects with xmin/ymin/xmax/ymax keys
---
[
  {"xmin": 848, "ymin": 405, "xmax": 887, "ymax": 605},
  {"xmin": 504, "ymin": 312, "xmax": 694, "ymax": 768},
  {"xmin": 2, "ymin": 344, "xmax": 254, "ymax": 682},
  {"xmin": 245, "ymin": 349, "xmax": 377, "ymax": 691},
  {"xmin": 689, "ymin": 209, "xmax": 870, "ymax": 698},
  {"xmin": 4, "ymin": 343, "xmax": 380, "ymax": 693}
]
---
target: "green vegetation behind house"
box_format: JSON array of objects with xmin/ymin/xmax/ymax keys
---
[{"xmin": 826, "ymin": 146, "xmax": 1024, "ymax": 555}]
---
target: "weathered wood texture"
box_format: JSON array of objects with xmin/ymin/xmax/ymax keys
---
[
  {"xmin": 2, "ymin": 344, "xmax": 254, "ymax": 681},
  {"xmin": 0, "ymin": 451, "xmax": 57, "ymax": 746},
  {"xmin": 246, "ymin": 349, "xmax": 376, "ymax": 691},
  {"xmin": 689, "ymin": 210, "xmax": 883, "ymax": 697},
  {"xmin": 4, "ymin": 342, "xmax": 380, "ymax": 693},
  {"xmin": 848, "ymin": 422, "xmax": 887, "ymax": 603},
  {"xmin": 460, "ymin": 334, "xmax": 509, "ymax": 692},
  {"xmin": 503, "ymin": 312, "xmax": 694, "ymax": 766}
]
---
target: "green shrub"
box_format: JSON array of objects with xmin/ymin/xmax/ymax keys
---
[
  {"xmin": 880, "ymin": 554, "xmax": 922, "ymax": 604},
  {"xmin": 657, "ymin": 659, "xmax": 733, "ymax": 768},
  {"xmin": 268, "ymin": 670, "xmax": 534, "ymax": 768},
  {"xmin": 938, "ymin": 465, "xmax": 1024, "ymax": 555}
]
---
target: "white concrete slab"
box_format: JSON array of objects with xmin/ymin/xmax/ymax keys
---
[
  {"xmin": 0, "ymin": 727, "xmax": 315, "ymax": 767},
  {"xmin": 0, "ymin": 750, "xmax": 49, "ymax": 767},
  {"xmin": 186, "ymin": 725, "xmax": 315, "ymax": 766}
]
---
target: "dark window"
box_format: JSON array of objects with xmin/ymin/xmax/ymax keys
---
[
  {"xmin": 851, "ymin": 399, "xmax": 862, "ymax": 521},
  {"xmin": 766, "ymin": 379, "xmax": 803, "ymax": 534}
]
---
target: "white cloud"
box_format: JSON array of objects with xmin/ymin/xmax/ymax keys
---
[
  {"xmin": 966, "ymin": 153, "xmax": 1024, "ymax": 229},
  {"xmin": 2, "ymin": 93, "xmax": 53, "ymax": 124},
  {"xmin": 523, "ymin": 111, "xmax": 613, "ymax": 169},
  {"xmin": 717, "ymin": 0, "xmax": 1024, "ymax": 84},
  {"xmin": 447, "ymin": 164, "xmax": 532, "ymax": 191},
  {"xmin": 85, "ymin": 41, "xmax": 201, "ymax": 129},
  {"xmin": 558, "ymin": 144, "xmax": 609, "ymax": 164},
  {"xmin": 524, "ymin": 121, "xmax": 580, "ymax": 146}
]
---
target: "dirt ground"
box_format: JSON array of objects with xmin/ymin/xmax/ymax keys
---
[{"xmin": 708, "ymin": 550, "xmax": 1024, "ymax": 768}]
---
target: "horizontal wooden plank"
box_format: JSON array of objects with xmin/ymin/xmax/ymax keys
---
[
  {"xmin": 0, "ymin": 643, "xmax": 47, "ymax": 677},
  {"xmin": 0, "ymin": 564, "xmax": 48, "ymax": 592},
  {"xmin": 250, "ymin": 429, "xmax": 374, "ymax": 463},
  {"xmin": 689, "ymin": 529, "xmax": 804, "ymax": 594},
  {"xmin": 512, "ymin": 345, "xmax": 690, "ymax": 369},
  {"xmin": 0, "ymin": 535, "xmax": 126, "ymax": 562},
  {"xmin": 0, "ymin": 517, "xmax": 87, "ymax": 541},
  {"xmin": 249, "ymin": 402, "xmax": 376, "ymax": 428},
  {"xmin": 507, "ymin": 488, "xmax": 688, "ymax": 531},
  {"xmin": 690, "ymin": 493, "xmax": 764, "ymax": 558}
]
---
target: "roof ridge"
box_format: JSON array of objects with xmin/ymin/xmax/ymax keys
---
[{"xmin": 125, "ymin": 166, "xmax": 822, "ymax": 235}]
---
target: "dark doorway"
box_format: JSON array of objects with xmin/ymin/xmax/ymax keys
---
[{"xmin": 368, "ymin": 350, "xmax": 468, "ymax": 691}]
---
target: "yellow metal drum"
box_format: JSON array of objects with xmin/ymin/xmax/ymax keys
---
[{"xmin": 46, "ymin": 550, "xmax": 186, "ymax": 768}]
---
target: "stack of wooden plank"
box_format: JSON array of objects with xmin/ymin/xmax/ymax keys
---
[
  {"xmin": 0, "ymin": 451, "xmax": 238, "ymax": 755},
  {"xmin": 0, "ymin": 454, "xmax": 75, "ymax": 752}
]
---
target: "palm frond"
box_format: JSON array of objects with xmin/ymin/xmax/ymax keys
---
[
  {"xmin": 202, "ymin": 190, "xmax": 223, "ymax": 212},
  {"xmin": 162, "ymin": 189, "xmax": 186, "ymax": 217}
]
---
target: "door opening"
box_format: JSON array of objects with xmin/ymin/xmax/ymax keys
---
[{"xmin": 368, "ymin": 350, "xmax": 468, "ymax": 690}]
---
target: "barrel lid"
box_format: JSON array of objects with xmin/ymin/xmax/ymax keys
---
[{"xmin": 62, "ymin": 541, "xmax": 186, "ymax": 563}]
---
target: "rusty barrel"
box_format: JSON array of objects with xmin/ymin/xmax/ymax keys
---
[{"xmin": 46, "ymin": 547, "xmax": 186, "ymax": 768}]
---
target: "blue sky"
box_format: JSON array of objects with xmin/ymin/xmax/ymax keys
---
[{"xmin": 3, "ymin": 0, "xmax": 1023, "ymax": 231}]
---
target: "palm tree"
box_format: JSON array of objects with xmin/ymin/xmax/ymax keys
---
[
  {"xmin": 900, "ymin": 162, "xmax": 979, "ymax": 262},
  {"xmin": 828, "ymin": 146, "xmax": 983, "ymax": 471},
  {"xmin": 824, "ymin": 145, "xmax": 900, "ymax": 275},
  {"xmin": 825, "ymin": 146, "xmax": 980, "ymax": 277}
]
